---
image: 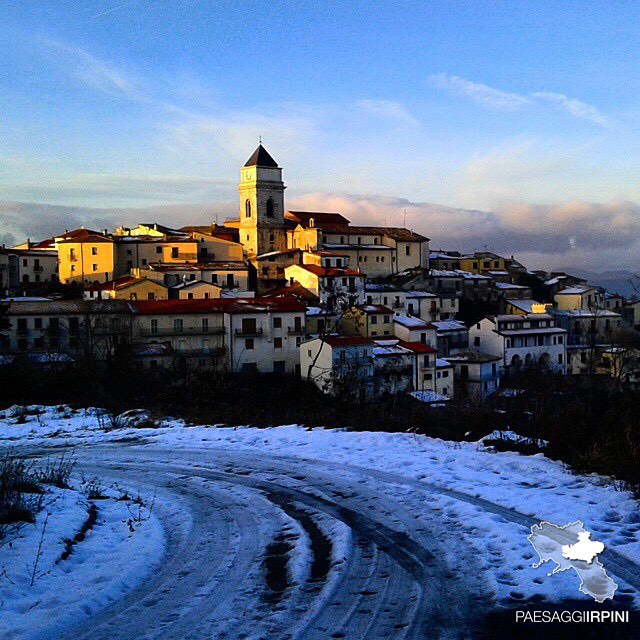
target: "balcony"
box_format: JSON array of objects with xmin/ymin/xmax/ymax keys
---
[
  {"xmin": 33, "ymin": 265, "xmax": 44, "ymax": 272},
  {"xmin": 170, "ymin": 252, "xmax": 197, "ymax": 261},
  {"xmin": 234, "ymin": 327, "xmax": 263, "ymax": 338},
  {"xmin": 139, "ymin": 326, "xmax": 226, "ymax": 337},
  {"xmin": 392, "ymin": 302, "xmax": 404, "ymax": 309},
  {"xmin": 287, "ymin": 326, "xmax": 305, "ymax": 335}
]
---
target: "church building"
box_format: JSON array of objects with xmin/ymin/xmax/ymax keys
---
[{"xmin": 226, "ymin": 144, "xmax": 430, "ymax": 293}]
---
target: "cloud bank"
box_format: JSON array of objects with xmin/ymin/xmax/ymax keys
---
[{"xmin": 2, "ymin": 196, "xmax": 639, "ymax": 273}]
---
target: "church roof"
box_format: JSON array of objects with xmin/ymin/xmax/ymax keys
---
[{"xmin": 244, "ymin": 144, "xmax": 279, "ymax": 168}]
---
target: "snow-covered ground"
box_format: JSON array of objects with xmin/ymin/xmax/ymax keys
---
[{"xmin": 0, "ymin": 405, "xmax": 638, "ymax": 639}]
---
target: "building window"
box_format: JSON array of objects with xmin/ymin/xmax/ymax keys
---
[
  {"xmin": 370, "ymin": 316, "xmax": 377, "ymax": 325},
  {"xmin": 226, "ymin": 274, "xmax": 234, "ymax": 288},
  {"xmin": 202, "ymin": 318, "xmax": 209, "ymax": 333},
  {"xmin": 91, "ymin": 247, "xmax": 98, "ymax": 256},
  {"xmin": 171, "ymin": 247, "xmax": 179, "ymax": 258},
  {"xmin": 188, "ymin": 293, "xmax": 194, "ymax": 299},
  {"xmin": 405, "ymin": 245, "xmax": 411, "ymax": 256},
  {"xmin": 212, "ymin": 273, "xmax": 218, "ymax": 284},
  {"xmin": 383, "ymin": 315, "xmax": 390, "ymax": 323},
  {"xmin": 423, "ymin": 373, "xmax": 432, "ymax": 381},
  {"xmin": 174, "ymin": 318, "xmax": 184, "ymax": 334},
  {"xmin": 423, "ymin": 355, "xmax": 430, "ymax": 367},
  {"xmin": 148, "ymin": 292, "xmax": 155, "ymax": 300},
  {"xmin": 442, "ymin": 370, "xmax": 449, "ymax": 378},
  {"xmin": 273, "ymin": 360, "xmax": 285, "ymax": 374},
  {"xmin": 129, "ymin": 293, "xmax": 137, "ymax": 300},
  {"xmin": 274, "ymin": 337, "xmax": 283, "ymax": 349},
  {"xmin": 245, "ymin": 199, "xmax": 252, "ymax": 218},
  {"xmin": 474, "ymin": 336, "xmax": 480, "ymax": 346},
  {"xmin": 150, "ymin": 319, "xmax": 158, "ymax": 335},
  {"xmin": 273, "ymin": 317, "xmax": 282, "ymax": 329},
  {"xmin": 245, "ymin": 338, "xmax": 254, "ymax": 350},
  {"xmin": 92, "ymin": 264, "xmax": 98, "ymax": 271},
  {"xmin": 558, "ymin": 354, "xmax": 563, "ymax": 365},
  {"xmin": 266, "ymin": 198, "xmax": 274, "ymax": 218},
  {"xmin": 296, "ymin": 337, "xmax": 301, "ymax": 346},
  {"xmin": 156, "ymin": 246, "xmax": 162, "ymax": 254}
]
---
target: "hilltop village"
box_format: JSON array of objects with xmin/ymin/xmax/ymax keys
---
[{"xmin": 1, "ymin": 145, "xmax": 639, "ymax": 403}]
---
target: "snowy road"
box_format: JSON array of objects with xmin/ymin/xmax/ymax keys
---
[
  {"xmin": 3, "ymin": 408, "xmax": 640, "ymax": 639},
  {"xmin": 48, "ymin": 444, "xmax": 489, "ymax": 640}
]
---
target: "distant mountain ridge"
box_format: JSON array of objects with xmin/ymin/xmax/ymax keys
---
[{"xmin": 571, "ymin": 269, "xmax": 639, "ymax": 298}]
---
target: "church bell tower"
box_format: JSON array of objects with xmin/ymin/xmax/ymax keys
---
[{"xmin": 238, "ymin": 145, "xmax": 288, "ymax": 257}]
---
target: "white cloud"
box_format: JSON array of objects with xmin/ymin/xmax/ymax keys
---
[
  {"xmin": 532, "ymin": 92, "xmax": 614, "ymax": 127},
  {"xmin": 43, "ymin": 39, "xmax": 143, "ymax": 102},
  {"xmin": 430, "ymin": 73, "xmax": 531, "ymax": 111},
  {"xmin": 431, "ymin": 73, "xmax": 613, "ymax": 128},
  {"xmin": 354, "ymin": 100, "xmax": 419, "ymax": 126}
]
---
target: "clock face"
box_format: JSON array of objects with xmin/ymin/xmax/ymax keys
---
[{"xmin": 244, "ymin": 171, "xmax": 251, "ymax": 181}]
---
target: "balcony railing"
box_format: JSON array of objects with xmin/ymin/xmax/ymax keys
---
[
  {"xmin": 33, "ymin": 265, "xmax": 44, "ymax": 272},
  {"xmin": 287, "ymin": 326, "xmax": 305, "ymax": 335},
  {"xmin": 139, "ymin": 326, "xmax": 226, "ymax": 337},
  {"xmin": 170, "ymin": 252, "xmax": 197, "ymax": 261},
  {"xmin": 234, "ymin": 327, "xmax": 263, "ymax": 337}
]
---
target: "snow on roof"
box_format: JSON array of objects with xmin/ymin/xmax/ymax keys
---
[
  {"xmin": 429, "ymin": 269, "xmax": 463, "ymax": 278},
  {"xmin": 436, "ymin": 358, "xmax": 453, "ymax": 368},
  {"xmin": 488, "ymin": 270, "xmax": 510, "ymax": 275},
  {"xmin": 494, "ymin": 282, "xmax": 529, "ymax": 290},
  {"xmin": 429, "ymin": 252, "xmax": 459, "ymax": 260},
  {"xmin": 364, "ymin": 283, "xmax": 405, "ymax": 292},
  {"xmin": 554, "ymin": 309, "xmax": 621, "ymax": 318},
  {"xmin": 255, "ymin": 249, "xmax": 301, "ymax": 259},
  {"xmin": 305, "ymin": 306, "xmax": 325, "ymax": 316},
  {"xmin": 410, "ymin": 390, "xmax": 451, "ymax": 403},
  {"xmin": 393, "ymin": 314, "xmax": 430, "ymax": 328},
  {"xmin": 456, "ymin": 270, "xmax": 491, "ymax": 280},
  {"xmin": 506, "ymin": 299, "xmax": 547, "ymax": 313},
  {"xmin": 544, "ymin": 276, "xmax": 566, "ymax": 286},
  {"xmin": 373, "ymin": 343, "xmax": 412, "ymax": 356},
  {"xmin": 405, "ymin": 291, "xmax": 436, "ymax": 298},
  {"xmin": 432, "ymin": 319, "xmax": 467, "ymax": 332},
  {"xmin": 556, "ymin": 285, "xmax": 595, "ymax": 295}
]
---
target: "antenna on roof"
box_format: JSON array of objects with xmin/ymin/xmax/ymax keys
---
[
  {"xmin": 259, "ymin": 135, "xmax": 262, "ymax": 144},
  {"xmin": 403, "ymin": 208, "xmax": 407, "ymax": 227}
]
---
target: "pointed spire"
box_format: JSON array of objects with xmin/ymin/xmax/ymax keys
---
[{"xmin": 244, "ymin": 144, "xmax": 279, "ymax": 168}]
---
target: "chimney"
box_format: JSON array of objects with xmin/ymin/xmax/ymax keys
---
[{"xmin": 104, "ymin": 229, "xmax": 108, "ymax": 236}]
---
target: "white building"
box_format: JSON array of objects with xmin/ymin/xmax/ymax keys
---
[
  {"xmin": 393, "ymin": 314, "xmax": 437, "ymax": 347},
  {"xmin": 443, "ymin": 351, "xmax": 502, "ymax": 400},
  {"xmin": 469, "ymin": 313, "xmax": 567, "ymax": 371}
]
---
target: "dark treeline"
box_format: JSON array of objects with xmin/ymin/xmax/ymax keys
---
[{"xmin": 1, "ymin": 358, "xmax": 639, "ymax": 497}]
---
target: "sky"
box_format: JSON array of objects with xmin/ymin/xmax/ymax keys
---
[{"xmin": 1, "ymin": 1, "xmax": 640, "ymax": 272}]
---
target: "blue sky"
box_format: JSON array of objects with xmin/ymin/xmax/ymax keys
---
[{"xmin": 2, "ymin": 1, "xmax": 640, "ymax": 271}]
